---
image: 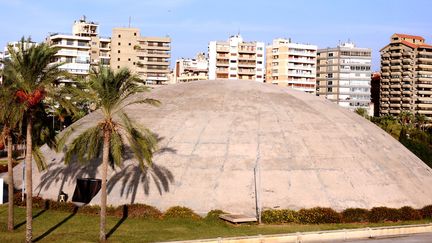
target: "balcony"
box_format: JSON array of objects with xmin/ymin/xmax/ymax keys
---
[
  {"xmin": 402, "ymin": 97, "xmax": 411, "ymax": 101},
  {"xmin": 390, "ymin": 65, "xmax": 402, "ymax": 70},
  {"xmin": 381, "ymin": 85, "xmax": 389, "ymax": 89},
  {"xmin": 391, "ymin": 59, "xmax": 401, "ymax": 64},
  {"xmin": 216, "ymin": 61, "xmax": 229, "ymax": 67},
  {"xmin": 142, "ymin": 60, "xmax": 169, "ymax": 66},
  {"xmin": 381, "ymin": 60, "xmax": 390, "ymax": 65},
  {"xmin": 390, "ymin": 84, "xmax": 401, "ymax": 88},
  {"xmin": 381, "ymin": 66, "xmax": 390, "ymax": 71},
  {"xmin": 419, "ymin": 77, "xmax": 432, "ymax": 82},
  {"xmin": 402, "ymin": 103, "xmax": 411, "ymax": 108},
  {"xmin": 390, "ymin": 97, "xmax": 401, "ymax": 101},
  {"xmin": 403, "ymin": 77, "xmax": 412, "ymax": 82},
  {"xmin": 238, "ymin": 55, "xmax": 256, "ymax": 61},
  {"xmin": 391, "ymin": 52, "xmax": 402, "ymax": 57},
  {"xmin": 238, "ymin": 62, "xmax": 256, "ymax": 68},
  {"xmin": 390, "ymin": 109, "xmax": 401, "ymax": 114},
  {"xmin": 381, "ymin": 72, "xmax": 390, "ymax": 76},
  {"xmin": 216, "ymin": 46, "xmax": 230, "ymax": 52},
  {"xmin": 390, "ymin": 91, "xmax": 401, "ymax": 95},
  {"xmin": 390, "ymin": 103, "xmax": 401, "ymax": 108},
  {"xmin": 137, "ymin": 50, "xmax": 170, "ymax": 58},
  {"xmin": 402, "ymin": 90, "xmax": 412, "ymax": 94},
  {"xmin": 381, "ymin": 97, "xmax": 389, "ymax": 101},
  {"xmin": 418, "ymin": 90, "xmax": 432, "ymax": 95},
  {"xmin": 238, "ymin": 69, "xmax": 256, "ymax": 75},
  {"xmin": 390, "ymin": 78, "xmax": 401, "ymax": 82},
  {"xmin": 238, "ymin": 48, "xmax": 256, "ymax": 54}
]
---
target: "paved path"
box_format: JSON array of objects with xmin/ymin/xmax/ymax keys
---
[{"xmin": 343, "ymin": 232, "xmax": 432, "ymax": 243}]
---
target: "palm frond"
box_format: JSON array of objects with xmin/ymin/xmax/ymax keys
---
[
  {"xmin": 119, "ymin": 112, "xmax": 157, "ymax": 170},
  {"xmin": 32, "ymin": 146, "xmax": 47, "ymax": 171},
  {"xmin": 110, "ymin": 131, "xmax": 124, "ymax": 167},
  {"xmin": 64, "ymin": 125, "xmax": 103, "ymax": 164}
]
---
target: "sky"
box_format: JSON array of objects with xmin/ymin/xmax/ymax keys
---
[{"xmin": 1, "ymin": 0, "xmax": 432, "ymax": 71}]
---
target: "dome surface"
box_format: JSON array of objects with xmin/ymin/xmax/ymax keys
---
[{"xmin": 13, "ymin": 80, "xmax": 432, "ymax": 215}]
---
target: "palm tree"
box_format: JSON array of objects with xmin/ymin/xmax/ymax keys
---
[
  {"xmin": 0, "ymin": 80, "xmax": 25, "ymax": 232},
  {"xmin": 3, "ymin": 38, "xmax": 75, "ymax": 242},
  {"xmin": 59, "ymin": 66, "xmax": 160, "ymax": 241}
]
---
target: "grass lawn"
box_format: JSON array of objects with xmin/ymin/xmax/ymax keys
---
[{"xmin": 0, "ymin": 206, "xmax": 431, "ymax": 242}]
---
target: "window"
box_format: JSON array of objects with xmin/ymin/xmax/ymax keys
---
[
  {"xmin": 128, "ymin": 58, "xmax": 131, "ymax": 61},
  {"xmin": 328, "ymin": 73, "xmax": 333, "ymax": 78},
  {"xmin": 328, "ymin": 53, "xmax": 334, "ymax": 57},
  {"xmin": 134, "ymin": 33, "xmax": 137, "ymax": 36},
  {"xmin": 117, "ymin": 58, "xmax": 120, "ymax": 61},
  {"xmin": 230, "ymin": 74, "xmax": 236, "ymax": 77},
  {"xmin": 129, "ymin": 43, "xmax": 131, "ymax": 46},
  {"xmin": 230, "ymin": 60, "xmax": 237, "ymax": 63},
  {"xmin": 118, "ymin": 42, "xmax": 121, "ymax": 46},
  {"xmin": 118, "ymin": 50, "xmax": 121, "ymax": 53},
  {"xmin": 118, "ymin": 34, "xmax": 121, "ymax": 38},
  {"xmin": 117, "ymin": 66, "xmax": 120, "ymax": 69},
  {"xmin": 257, "ymin": 61, "xmax": 263, "ymax": 64},
  {"xmin": 66, "ymin": 40, "xmax": 74, "ymax": 46}
]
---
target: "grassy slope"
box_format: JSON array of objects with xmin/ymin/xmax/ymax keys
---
[{"xmin": 0, "ymin": 206, "xmax": 431, "ymax": 242}]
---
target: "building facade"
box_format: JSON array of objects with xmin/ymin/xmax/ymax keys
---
[
  {"xmin": 380, "ymin": 34, "xmax": 432, "ymax": 117},
  {"xmin": 174, "ymin": 52, "xmax": 208, "ymax": 83},
  {"xmin": 110, "ymin": 28, "xmax": 171, "ymax": 85},
  {"xmin": 208, "ymin": 35, "xmax": 264, "ymax": 82},
  {"xmin": 45, "ymin": 17, "xmax": 110, "ymax": 81},
  {"xmin": 266, "ymin": 38, "xmax": 317, "ymax": 93},
  {"xmin": 317, "ymin": 42, "xmax": 372, "ymax": 110}
]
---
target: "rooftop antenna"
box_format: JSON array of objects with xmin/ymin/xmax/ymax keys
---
[{"xmin": 128, "ymin": 16, "xmax": 131, "ymax": 28}]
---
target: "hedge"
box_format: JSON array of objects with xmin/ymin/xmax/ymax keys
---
[{"xmin": 8, "ymin": 193, "xmax": 432, "ymax": 224}]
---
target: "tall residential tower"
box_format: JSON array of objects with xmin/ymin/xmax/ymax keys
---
[
  {"xmin": 46, "ymin": 16, "xmax": 111, "ymax": 80},
  {"xmin": 379, "ymin": 34, "xmax": 432, "ymax": 117},
  {"xmin": 266, "ymin": 38, "xmax": 317, "ymax": 93},
  {"xmin": 208, "ymin": 35, "xmax": 264, "ymax": 82},
  {"xmin": 110, "ymin": 28, "xmax": 171, "ymax": 85},
  {"xmin": 317, "ymin": 42, "xmax": 372, "ymax": 110}
]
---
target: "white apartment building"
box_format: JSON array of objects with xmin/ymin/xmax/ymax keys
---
[
  {"xmin": 266, "ymin": 38, "xmax": 317, "ymax": 93},
  {"xmin": 46, "ymin": 16, "xmax": 110, "ymax": 81},
  {"xmin": 317, "ymin": 42, "xmax": 372, "ymax": 110},
  {"xmin": 174, "ymin": 52, "xmax": 208, "ymax": 83},
  {"xmin": 208, "ymin": 35, "xmax": 264, "ymax": 82}
]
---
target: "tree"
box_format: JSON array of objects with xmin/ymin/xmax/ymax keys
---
[
  {"xmin": 59, "ymin": 66, "xmax": 160, "ymax": 241},
  {"xmin": 3, "ymin": 38, "xmax": 74, "ymax": 242},
  {"xmin": 354, "ymin": 107, "xmax": 368, "ymax": 118},
  {"xmin": 0, "ymin": 78, "xmax": 25, "ymax": 232}
]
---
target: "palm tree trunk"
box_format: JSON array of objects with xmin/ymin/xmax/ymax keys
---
[
  {"xmin": 100, "ymin": 130, "xmax": 110, "ymax": 242},
  {"xmin": 7, "ymin": 132, "xmax": 14, "ymax": 232},
  {"xmin": 25, "ymin": 119, "xmax": 33, "ymax": 243}
]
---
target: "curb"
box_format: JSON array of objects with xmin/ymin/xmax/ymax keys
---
[{"xmin": 160, "ymin": 223, "xmax": 432, "ymax": 243}]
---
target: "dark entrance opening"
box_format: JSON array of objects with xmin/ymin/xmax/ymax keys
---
[{"xmin": 72, "ymin": 178, "xmax": 102, "ymax": 204}]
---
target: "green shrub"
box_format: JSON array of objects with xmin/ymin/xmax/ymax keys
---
[
  {"xmin": 262, "ymin": 209, "xmax": 298, "ymax": 224},
  {"xmin": 398, "ymin": 206, "xmax": 422, "ymax": 221},
  {"xmin": 205, "ymin": 209, "xmax": 226, "ymax": 221},
  {"xmin": 163, "ymin": 206, "xmax": 201, "ymax": 220},
  {"xmin": 121, "ymin": 204, "xmax": 162, "ymax": 219},
  {"xmin": 298, "ymin": 207, "xmax": 341, "ymax": 224},
  {"xmin": 79, "ymin": 205, "xmax": 101, "ymax": 215},
  {"xmin": 420, "ymin": 205, "xmax": 432, "ymax": 219},
  {"xmin": 45, "ymin": 199, "xmax": 77, "ymax": 212},
  {"xmin": 342, "ymin": 208, "xmax": 369, "ymax": 223},
  {"xmin": 368, "ymin": 207, "xmax": 400, "ymax": 222}
]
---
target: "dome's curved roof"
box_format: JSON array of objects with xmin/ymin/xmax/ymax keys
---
[{"xmin": 16, "ymin": 80, "xmax": 432, "ymax": 215}]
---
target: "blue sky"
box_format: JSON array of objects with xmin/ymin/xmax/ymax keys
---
[{"xmin": 1, "ymin": 0, "xmax": 431, "ymax": 70}]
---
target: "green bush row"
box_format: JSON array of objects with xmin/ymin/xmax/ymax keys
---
[
  {"xmin": 12, "ymin": 193, "xmax": 432, "ymax": 223},
  {"xmin": 262, "ymin": 205, "xmax": 432, "ymax": 224}
]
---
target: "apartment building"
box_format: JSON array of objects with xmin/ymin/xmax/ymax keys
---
[
  {"xmin": 208, "ymin": 35, "xmax": 264, "ymax": 82},
  {"xmin": 45, "ymin": 16, "xmax": 110, "ymax": 80},
  {"xmin": 266, "ymin": 38, "xmax": 317, "ymax": 93},
  {"xmin": 317, "ymin": 42, "xmax": 372, "ymax": 110},
  {"xmin": 380, "ymin": 34, "xmax": 432, "ymax": 117},
  {"xmin": 371, "ymin": 72, "xmax": 381, "ymax": 117},
  {"xmin": 110, "ymin": 28, "xmax": 171, "ymax": 85},
  {"xmin": 174, "ymin": 52, "xmax": 208, "ymax": 83}
]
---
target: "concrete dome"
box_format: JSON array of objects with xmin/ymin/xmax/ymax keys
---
[{"xmin": 13, "ymin": 80, "xmax": 432, "ymax": 215}]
